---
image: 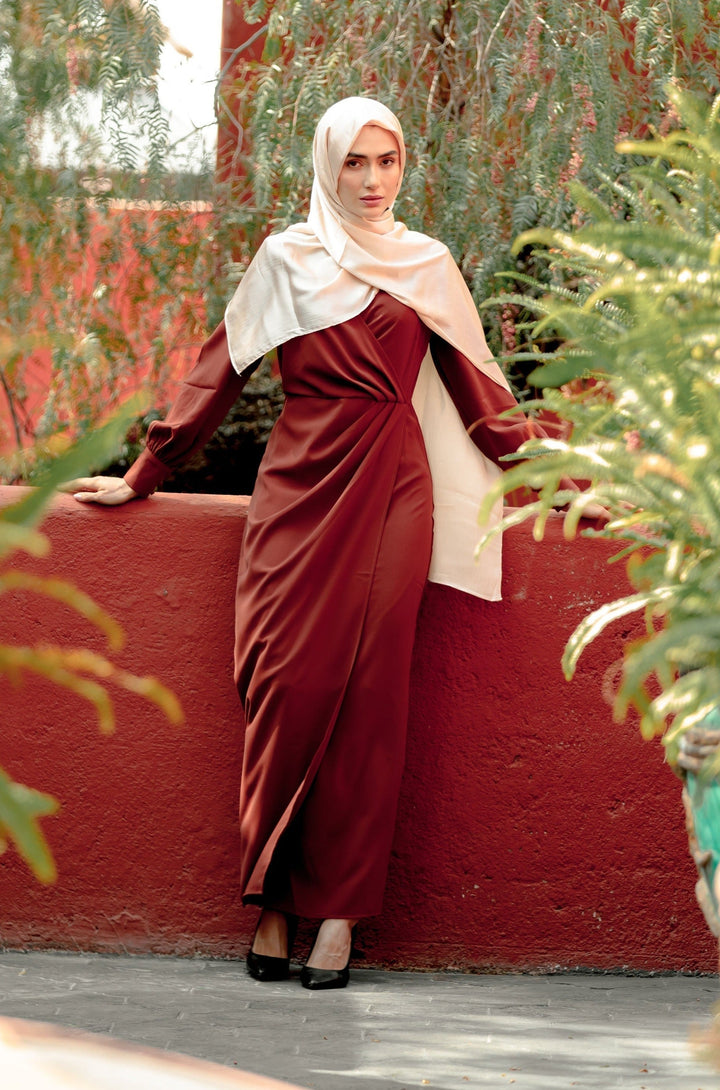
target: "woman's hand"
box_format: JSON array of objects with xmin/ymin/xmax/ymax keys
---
[
  {"xmin": 59, "ymin": 476, "xmax": 139, "ymax": 506},
  {"xmin": 578, "ymin": 500, "xmax": 611, "ymax": 523},
  {"xmin": 555, "ymin": 477, "xmax": 610, "ymax": 524}
]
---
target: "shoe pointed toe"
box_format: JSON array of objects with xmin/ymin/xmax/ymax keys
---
[{"xmin": 300, "ymin": 963, "xmax": 350, "ymax": 990}]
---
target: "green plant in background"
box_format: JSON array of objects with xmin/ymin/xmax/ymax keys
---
[
  {"xmin": 0, "ymin": 1, "xmax": 285, "ymax": 483},
  {"xmin": 1, "ymin": 401, "xmax": 183, "ymax": 883},
  {"xmin": 479, "ymin": 84, "xmax": 720, "ymax": 762},
  {"xmin": 0, "ymin": 0, "xmax": 215, "ymax": 458}
]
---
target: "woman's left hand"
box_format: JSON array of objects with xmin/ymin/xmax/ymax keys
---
[
  {"xmin": 555, "ymin": 477, "xmax": 610, "ymax": 524},
  {"xmin": 58, "ymin": 476, "xmax": 139, "ymax": 506},
  {"xmin": 577, "ymin": 501, "xmax": 611, "ymax": 523}
]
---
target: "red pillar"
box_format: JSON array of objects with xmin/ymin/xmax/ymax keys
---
[{"xmin": 216, "ymin": 1, "xmax": 272, "ymax": 183}]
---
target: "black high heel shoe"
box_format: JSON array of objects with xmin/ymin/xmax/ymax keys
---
[
  {"xmin": 246, "ymin": 913, "xmax": 297, "ymax": 982},
  {"xmin": 300, "ymin": 958, "xmax": 350, "ymax": 991},
  {"xmin": 300, "ymin": 922, "xmax": 354, "ymax": 990}
]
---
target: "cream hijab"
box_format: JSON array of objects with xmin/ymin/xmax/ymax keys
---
[{"xmin": 224, "ymin": 97, "xmax": 510, "ymax": 600}]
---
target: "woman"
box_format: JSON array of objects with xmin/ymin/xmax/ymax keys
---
[{"xmin": 66, "ymin": 98, "xmax": 584, "ymax": 989}]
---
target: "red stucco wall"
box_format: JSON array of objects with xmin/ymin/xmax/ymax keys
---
[{"xmin": 1, "ymin": 485, "xmax": 715, "ymax": 972}]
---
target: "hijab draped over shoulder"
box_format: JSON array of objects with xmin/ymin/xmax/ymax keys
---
[
  {"xmin": 224, "ymin": 97, "xmax": 510, "ymax": 600},
  {"xmin": 224, "ymin": 97, "xmax": 507, "ymax": 388}
]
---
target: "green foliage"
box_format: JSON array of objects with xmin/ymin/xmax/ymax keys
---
[
  {"xmin": 1, "ymin": 406, "xmax": 183, "ymax": 883},
  {"xmin": 0, "ymin": 2, "xmax": 279, "ymax": 484},
  {"xmin": 0, "ymin": 1, "xmax": 218, "ymax": 465},
  {"xmin": 2, "ymin": 0, "xmax": 168, "ymax": 165},
  {"xmin": 478, "ymin": 85, "xmax": 720, "ymax": 760},
  {"xmin": 0, "ymin": 768, "xmax": 59, "ymax": 885}
]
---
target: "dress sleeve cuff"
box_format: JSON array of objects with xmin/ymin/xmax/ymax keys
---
[{"xmin": 123, "ymin": 447, "xmax": 172, "ymax": 498}]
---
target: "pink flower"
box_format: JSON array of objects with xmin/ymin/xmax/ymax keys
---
[{"xmin": 501, "ymin": 306, "xmax": 517, "ymax": 354}]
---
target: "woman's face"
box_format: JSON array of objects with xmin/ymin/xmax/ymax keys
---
[{"xmin": 336, "ymin": 124, "xmax": 401, "ymax": 220}]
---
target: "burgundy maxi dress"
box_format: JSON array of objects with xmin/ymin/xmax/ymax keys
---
[{"xmin": 126, "ymin": 291, "xmax": 535, "ymax": 920}]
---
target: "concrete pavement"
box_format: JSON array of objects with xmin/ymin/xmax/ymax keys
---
[{"xmin": 0, "ymin": 950, "xmax": 718, "ymax": 1089}]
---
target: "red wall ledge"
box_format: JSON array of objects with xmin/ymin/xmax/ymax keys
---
[{"xmin": 1, "ymin": 484, "xmax": 715, "ymax": 973}]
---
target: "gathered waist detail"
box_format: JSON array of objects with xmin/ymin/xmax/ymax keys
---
[{"xmin": 284, "ymin": 391, "xmax": 409, "ymax": 404}]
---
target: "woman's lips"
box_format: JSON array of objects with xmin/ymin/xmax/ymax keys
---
[{"xmin": 361, "ymin": 196, "xmax": 384, "ymax": 203}]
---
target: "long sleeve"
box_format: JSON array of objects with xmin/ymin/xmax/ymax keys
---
[
  {"xmin": 124, "ymin": 320, "xmax": 262, "ymax": 497},
  {"xmin": 428, "ymin": 333, "xmax": 543, "ymax": 466}
]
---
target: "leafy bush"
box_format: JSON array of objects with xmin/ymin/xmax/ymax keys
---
[
  {"xmin": 478, "ymin": 85, "xmax": 720, "ymax": 762},
  {"xmin": 0, "ymin": 1, "xmax": 218, "ymax": 460}
]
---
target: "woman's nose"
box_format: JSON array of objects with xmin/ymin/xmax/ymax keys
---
[{"xmin": 364, "ymin": 164, "xmax": 379, "ymax": 188}]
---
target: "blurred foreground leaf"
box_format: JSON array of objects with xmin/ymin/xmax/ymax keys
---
[
  {"xmin": 1, "ymin": 399, "xmax": 183, "ymax": 881},
  {"xmin": 0, "ymin": 767, "xmax": 59, "ymax": 885}
]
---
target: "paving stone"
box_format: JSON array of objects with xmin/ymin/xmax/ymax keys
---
[{"xmin": 0, "ymin": 951, "xmax": 717, "ymax": 1088}]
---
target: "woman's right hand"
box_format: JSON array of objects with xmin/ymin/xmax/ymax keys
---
[{"xmin": 59, "ymin": 476, "xmax": 139, "ymax": 506}]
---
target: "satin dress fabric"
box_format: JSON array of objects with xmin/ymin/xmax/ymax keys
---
[{"xmin": 125, "ymin": 292, "xmax": 535, "ymax": 919}]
